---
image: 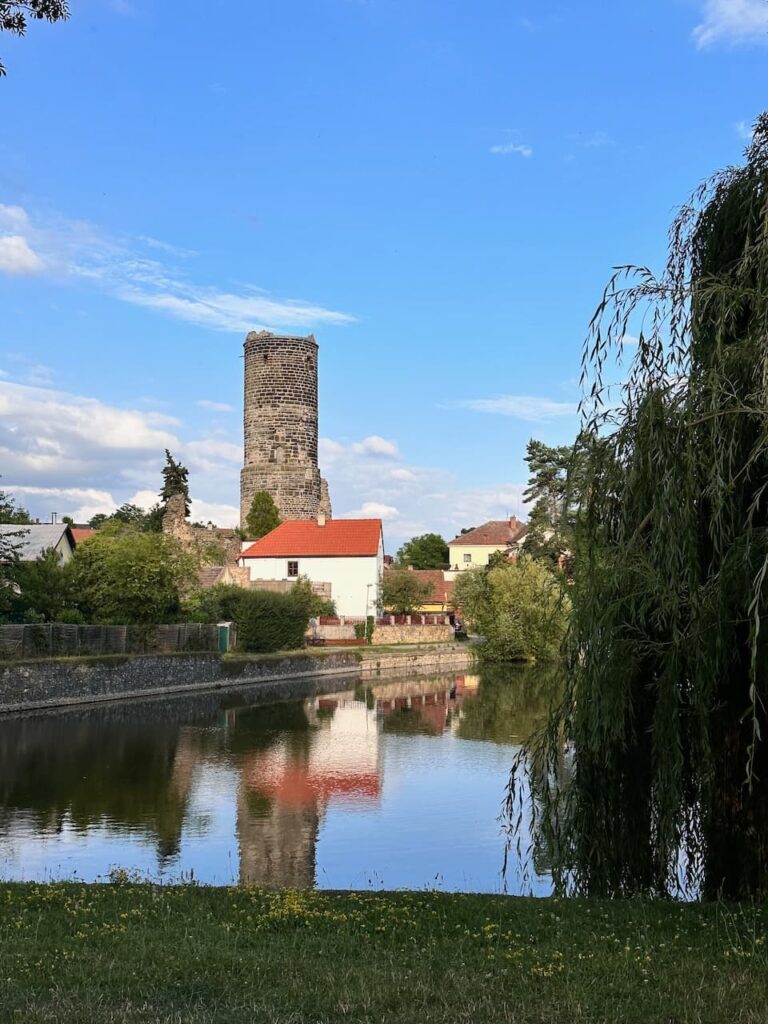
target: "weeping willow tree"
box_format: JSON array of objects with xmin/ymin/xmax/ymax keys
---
[{"xmin": 508, "ymin": 115, "xmax": 768, "ymax": 900}]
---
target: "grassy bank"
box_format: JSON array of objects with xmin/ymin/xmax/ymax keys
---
[{"xmin": 1, "ymin": 885, "xmax": 766, "ymax": 1023}]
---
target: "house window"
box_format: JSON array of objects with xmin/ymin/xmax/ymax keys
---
[
  {"xmin": 463, "ymin": 553, "xmax": 472, "ymax": 564},
  {"xmin": 287, "ymin": 561, "xmax": 299, "ymax": 578}
]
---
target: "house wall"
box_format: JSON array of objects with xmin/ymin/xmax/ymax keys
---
[
  {"xmin": 55, "ymin": 536, "xmax": 74, "ymax": 564},
  {"xmin": 446, "ymin": 543, "xmax": 501, "ymax": 571},
  {"xmin": 241, "ymin": 552, "xmax": 380, "ymax": 617}
]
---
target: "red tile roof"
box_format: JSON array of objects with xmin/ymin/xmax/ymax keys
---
[
  {"xmin": 240, "ymin": 519, "xmax": 383, "ymax": 559},
  {"xmin": 71, "ymin": 528, "xmax": 96, "ymax": 546},
  {"xmin": 448, "ymin": 517, "xmax": 527, "ymax": 547}
]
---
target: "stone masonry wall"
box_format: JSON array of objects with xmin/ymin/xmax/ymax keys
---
[
  {"xmin": 370, "ymin": 623, "xmax": 455, "ymax": 646},
  {"xmin": 0, "ymin": 646, "xmax": 474, "ymax": 713},
  {"xmin": 240, "ymin": 331, "xmax": 326, "ymax": 527}
]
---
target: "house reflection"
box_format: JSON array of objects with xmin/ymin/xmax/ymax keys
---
[{"xmin": 0, "ymin": 666, "xmax": 560, "ymax": 886}]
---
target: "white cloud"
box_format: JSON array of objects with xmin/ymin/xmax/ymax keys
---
[
  {"xmin": 736, "ymin": 119, "xmax": 754, "ymax": 140},
  {"xmin": 0, "ymin": 203, "xmax": 355, "ymax": 334},
  {"xmin": 344, "ymin": 501, "xmax": 400, "ymax": 520},
  {"xmin": 351, "ymin": 435, "xmax": 399, "ymax": 458},
  {"xmin": 0, "ymin": 235, "xmax": 44, "ymax": 274},
  {"xmin": 693, "ymin": 0, "xmax": 768, "ymax": 47},
  {"xmin": 452, "ymin": 395, "xmax": 577, "ymax": 422},
  {"xmin": 489, "ymin": 143, "xmax": 533, "ymax": 158},
  {"xmin": 197, "ymin": 399, "xmax": 234, "ymax": 413}
]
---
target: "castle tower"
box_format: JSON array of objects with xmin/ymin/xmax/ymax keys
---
[{"xmin": 240, "ymin": 330, "xmax": 331, "ymax": 529}]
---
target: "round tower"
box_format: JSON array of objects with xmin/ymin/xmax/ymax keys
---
[{"xmin": 240, "ymin": 330, "xmax": 330, "ymax": 528}]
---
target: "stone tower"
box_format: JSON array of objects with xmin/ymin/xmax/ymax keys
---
[{"xmin": 240, "ymin": 330, "xmax": 332, "ymax": 529}]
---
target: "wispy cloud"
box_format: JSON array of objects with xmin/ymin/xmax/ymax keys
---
[
  {"xmin": 452, "ymin": 395, "xmax": 577, "ymax": 422},
  {"xmin": 197, "ymin": 399, "xmax": 234, "ymax": 413},
  {"xmin": 0, "ymin": 204, "xmax": 356, "ymax": 334},
  {"xmin": 489, "ymin": 142, "xmax": 533, "ymax": 158},
  {"xmin": 693, "ymin": 0, "xmax": 768, "ymax": 47},
  {"xmin": 736, "ymin": 118, "xmax": 755, "ymax": 140}
]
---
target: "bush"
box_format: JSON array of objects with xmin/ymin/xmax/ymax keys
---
[
  {"xmin": 454, "ymin": 557, "xmax": 569, "ymax": 663},
  {"xmin": 236, "ymin": 590, "xmax": 310, "ymax": 652}
]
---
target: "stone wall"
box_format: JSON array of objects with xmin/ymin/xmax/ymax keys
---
[
  {"xmin": 370, "ymin": 623, "xmax": 455, "ymax": 645},
  {"xmin": 162, "ymin": 493, "xmax": 241, "ymax": 568},
  {"xmin": 0, "ymin": 645, "xmax": 474, "ymax": 713},
  {"xmin": 240, "ymin": 331, "xmax": 332, "ymax": 526}
]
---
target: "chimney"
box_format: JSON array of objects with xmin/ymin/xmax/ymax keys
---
[
  {"xmin": 509, "ymin": 516, "xmax": 519, "ymax": 529},
  {"xmin": 317, "ymin": 512, "xmax": 326, "ymax": 527}
]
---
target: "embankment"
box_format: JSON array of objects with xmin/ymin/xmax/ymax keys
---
[{"xmin": 0, "ymin": 644, "xmax": 474, "ymax": 713}]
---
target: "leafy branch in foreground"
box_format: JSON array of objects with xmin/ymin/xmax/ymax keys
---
[
  {"xmin": 508, "ymin": 113, "xmax": 768, "ymax": 900},
  {"xmin": 1, "ymin": 1, "xmax": 69, "ymax": 76}
]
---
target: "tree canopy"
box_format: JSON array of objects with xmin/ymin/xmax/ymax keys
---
[
  {"xmin": 510, "ymin": 113, "xmax": 768, "ymax": 900},
  {"xmin": 1, "ymin": 1, "xmax": 68, "ymax": 76},
  {"xmin": 71, "ymin": 526, "xmax": 195, "ymax": 625},
  {"xmin": 455, "ymin": 559, "xmax": 568, "ymax": 663},
  {"xmin": 160, "ymin": 450, "xmax": 190, "ymax": 518},
  {"xmin": 245, "ymin": 491, "xmax": 282, "ymax": 539},
  {"xmin": 395, "ymin": 533, "xmax": 449, "ymax": 569},
  {"xmin": 381, "ymin": 569, "xmax": 433, "ymax": 614},
  {"xmin": 523, "ymin": 438, "xmax": 587, "ymax": 569}
]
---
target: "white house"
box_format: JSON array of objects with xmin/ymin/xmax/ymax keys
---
[{"xmin": 238, "ymin": 515, "xmax": 384, "ymax": 617}]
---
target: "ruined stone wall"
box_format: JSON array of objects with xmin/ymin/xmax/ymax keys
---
[{"xmin": 240, "ymin": 331, "xmax": 327, "ymax": 527}]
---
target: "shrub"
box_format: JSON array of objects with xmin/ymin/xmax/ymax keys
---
[
  {"xmin": 454, "ymin": 557, "xmax": 569, "ymax": 663},
  {"xmin": 236, "ymin": 590, "xmax": 309, "ymax": 652}
]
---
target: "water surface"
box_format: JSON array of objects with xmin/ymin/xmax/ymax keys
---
[{"xmin": 0, "ymin": 666, "xmax": 558, "ymax": 893}]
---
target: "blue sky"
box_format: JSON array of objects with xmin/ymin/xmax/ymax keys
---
[{"xmin": 0, "ymin": 0, "xmax": 765, "ymax": 549}]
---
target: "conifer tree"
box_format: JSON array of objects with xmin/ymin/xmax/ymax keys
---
[
  {"xmin": 159, "ymin": 450, "xmax": 190, "ymax": 518},
  {"xmin": 245, "ymin": 491, "xmax": 281, "ymax": 539}
]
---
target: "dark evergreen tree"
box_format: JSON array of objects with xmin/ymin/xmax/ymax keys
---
[
  {"xmin": 159, "ymin": 449, "xmax": 190, "ymax": 517},
  {"xmin": 245, "ymin": 491, "xmax": 281, "ymax": 539}
]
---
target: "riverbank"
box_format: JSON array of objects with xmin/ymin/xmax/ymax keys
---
[
  {"xmin": 0, "ymin": 643, "xmax": 474, "ymax": 713},
  {"xmin": 0, "ymin": 884, "xmax": 764, "ymax": 1023}
]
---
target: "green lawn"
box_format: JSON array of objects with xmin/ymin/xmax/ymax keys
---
[{"xmin": 1, "ymin": 884, "xmax": 766, "ymax": 1023}]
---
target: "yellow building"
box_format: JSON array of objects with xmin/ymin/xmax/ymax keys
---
[{"xmin": 446, "ymin": 517, "xmax": 527, "ymax": 577}]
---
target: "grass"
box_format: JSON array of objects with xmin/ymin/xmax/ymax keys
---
[{"xmin": 1, "ymin": 884, "xmax": 766, "ymax": 1023}]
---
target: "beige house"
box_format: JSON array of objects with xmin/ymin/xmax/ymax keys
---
[{"xmin": 446, "ymin": 517, "xmax": 527, "ymax": 578}]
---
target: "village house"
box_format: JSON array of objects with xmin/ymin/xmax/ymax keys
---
[
  {"xmin": 0, "ymin": 523, "xmax": 77, "ymax": 564},
  {"xmin": 446, "ymin": 516, "xmax": 527, "ymax": 577},
  {"xmin": 238, "ymin": 515, "xmax": 384, "ymax": 618}
]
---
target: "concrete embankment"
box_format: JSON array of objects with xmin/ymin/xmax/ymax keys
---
[{"xmin": 0, "ymin": 644, "xmax": 474, "ymax": 714}]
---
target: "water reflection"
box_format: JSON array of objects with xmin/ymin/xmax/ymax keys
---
[{"xmin": 0, "ymin": 666, "xmax": 559, "ymax": 892}]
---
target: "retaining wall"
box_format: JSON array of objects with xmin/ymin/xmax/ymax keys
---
[{"xmin": 0, "ymin": 645, "xmax": 474, "ymax": 714}]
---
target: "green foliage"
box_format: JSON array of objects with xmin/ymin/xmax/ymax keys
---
[
  {"xmin": 381, "ymin": 569, "xmax": 433, "ymax": 614},
  {"xmin": 235, "ymin": 589, "xmax": 310, "ymax": 652},
  {"xmin": 0, "ymin": 488, "xmax": 31, "ymax": 525},
  {"xmin": 160, "ymin": 449, "xmax": 190, "ymax": 517},
  {"xmin": 395, "ymin": 533, "xmax": 449, "ymax": 569},
  {"xmin": 71, "ymin": 527, "xmax": 196, "ymax": 625},
  {"xmin": 0, "ymin": 0, "xmax": 68, "ymax": 76},
  {"xmin": 290, "ymin": 576, "xmax": 336, "ymax": 618},
  {"xmin": 7, "ymin": 549, "xmax": 78, "ymax": 623},
  {"xmin": 352, "ymin": 617, "xmax": 374, "ymax": 641},
  {"xmin": 523, "ymin": 437, "xmax": 588, "ymax": 570},
  {"xmin": 88, "ymin": 513, "xmax": 109, "ymax": 529},
  {"xmin": 245, "ymin": 491, "xmax": 281, "ymax": 539},
  {"xmin": 182, "ymin": 584, "xmax": 246, "ymax": 624},
  {"xmin": 511, "ymin": 113, "xmax": 768, "ymax": 900},
  {"xmin": 454, "ymin": 559, "xmax": 569, "ymax": 663}
]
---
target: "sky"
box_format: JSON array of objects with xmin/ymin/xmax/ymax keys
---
[{"xmin": 0, "ymin": 0, "xmax": 765, "ymax": 551}]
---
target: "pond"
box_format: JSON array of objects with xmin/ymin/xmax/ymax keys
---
[{"xmin": 0, "ymin": 666, "xmax": 559, "ymax": 894}]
